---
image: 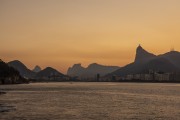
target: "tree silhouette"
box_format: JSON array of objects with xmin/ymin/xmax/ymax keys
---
[{"xmin": 0, "ymin": 59, "xmax": 25, "ymax": 84}]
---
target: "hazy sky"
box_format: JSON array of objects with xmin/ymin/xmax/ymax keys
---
[{"xmin": 1, "ymin": 0, "xmax": 180, "ymax": 73}]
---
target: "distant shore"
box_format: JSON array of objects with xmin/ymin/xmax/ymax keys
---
[
  {"xmin": 1, "ymin": 80, "xmax": 180, "ymax": 85},
  {"xmin": 29, "ymin": 80, "xmax": 180, "ymax": 83}
]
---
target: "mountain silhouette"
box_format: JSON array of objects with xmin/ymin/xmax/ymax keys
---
[
  {"xmin": 67, "ymin": 64, "xmax": 85, "ymax": 77},
  {"xmin": 8, "ymin": 60, "xmax": 65, "ymax": 80},
  {"xmin": 159, "ymin": 51, "xmax": 180, "ymax": 69},
  {"xmin": 0, "ymin": 59, "xmax": 20, "ymax": 78},
  {"xmin": 33, "ymin": 65, "xmax": 41, "ymax": 73},
  {"xmin": 0, "ymin": 59, "xmax": 26, "ymax": 84},
  {"xmin": 36, "ymin": 67, "xmax": 65, "ymax": 79},
  {"xmin": 67, "ymin": 63, "xmax": 120, "ymax": 78},
  {"xmin": 134, "ymin": 44, "xmax": 156, "ymax": 63},
  {"xmin": 108, "ymin": 45, "xmax": 180, "ymax": 77},
  {"xmin": 8, "ymin": 60, "xmax": 35, "ymax": 78}
]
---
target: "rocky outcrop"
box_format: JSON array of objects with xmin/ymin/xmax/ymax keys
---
[
  {"xmin": 134, "ymin": 44, "xmax": 156, "ymax": 63},
  {"xmin": 67, "ymin": 63, "xmax": 120, "ymax": 78},
  {"xmin": 67, "ymin": 64, "xmax": 85, "ymax": 77},
  {"xmin": 108, "ymin": 45, "xmax": 180, "ymax": 77}
]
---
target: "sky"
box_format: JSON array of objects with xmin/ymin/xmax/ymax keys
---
[{"xmin": 1, "ymin": 0, "xmax": 180, "ymax": 73}]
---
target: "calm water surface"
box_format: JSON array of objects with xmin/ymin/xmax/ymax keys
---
[{"xmin": 0, "ymin": 82, "xmax": 180, "ymax": 120}]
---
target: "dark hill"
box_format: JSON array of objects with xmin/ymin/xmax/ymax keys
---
[
  {"xmin": 159, "ymin": 51, "xmax": 180, "ymax": 69},
  {"xmin": 8, "ymin": 60, "xmax": 35, "ymax": 78},
  {"xmin": 108, "ymin": 45, "xmax": 180, "ymax": 77},
  {"xmin": 67, "ymin": 64, "xmax": 85, "ymax": 77},
  {"xmin": 67, "ymin": 63, "xmax": 120, "ymax": 78},
  {"xmin": 0, "ymin": 59, "xmax": 20, "ymax": 77},
  {"xmin": 134, "ymin": 44, "xmax": 156, "ymax": 63},
  {"xmin": 0, "ymin": 59, "xmax": 25, "ymax": 84},
  {"xmin": 36, "ymin": 67, "xmax": 65, "ymax": 79},
  {"xmin": 83, "ymin": 63, "xmax": 120, "ymax": 77}
]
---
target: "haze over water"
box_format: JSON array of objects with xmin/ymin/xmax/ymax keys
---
[{"xmin": 0, "ymin": 83, "xmax": 180, "ymax": 120}]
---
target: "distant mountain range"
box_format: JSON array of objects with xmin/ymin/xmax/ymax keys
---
[
  {"xmin": 67, "ymin": 63, "xmax": 120, "ymax": 78},
  {"xmin": 8, "ymin": 60, "xmax": 65, "ymax": 79},
  {"xmin": 108, "ymin": 45, "xmax": 180, "ymax": 77},
  {"xmin": 3, "ymin": 45, "xmax": 180, "ymax": 80}
]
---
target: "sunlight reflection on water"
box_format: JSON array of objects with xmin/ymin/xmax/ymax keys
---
[{"xmin": 0, "ymin": 82, "xmax": 180, "ymax": 120}]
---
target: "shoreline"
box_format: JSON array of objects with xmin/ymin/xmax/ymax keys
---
[
  {"xmin": 1, "ymin": 81, "xmax": 180, "ymax": 85},
  {"xmin": 30, "ymin": 80, "xmax": 180, "ymax": 83}
]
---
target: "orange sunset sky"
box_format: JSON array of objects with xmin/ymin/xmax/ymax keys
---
[{"xmin": 1, "ymin": 0, "xmax": 180, "ymax": 73}]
